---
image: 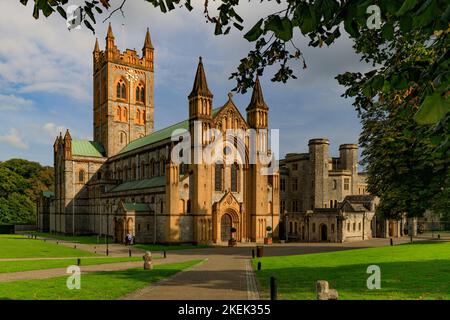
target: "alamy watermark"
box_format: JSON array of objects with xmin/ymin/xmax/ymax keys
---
[
  {"xmin": 170, "ymin": 121, "xmax": 279, "ymax": 175},
  {"xmin": 366, "ymin": 265, "xmax": 381, "ymax": 290},
  {"xmin": 66, "ymin": 265, "xmax": 81, "ymax": 290}
]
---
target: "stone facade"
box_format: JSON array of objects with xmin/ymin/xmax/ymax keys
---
[
  {"xmin": 279, "ymin": 140, "xmax": 402, "ymax": 242},
  {"xmin": 39, "ymin": 25, "xmax": 279, "ymax": 245}
]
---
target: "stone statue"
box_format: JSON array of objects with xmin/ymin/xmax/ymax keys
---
[
  {"xmin": 143, "ymin": 251, "xmax": 153, "ymax": 270},
  {"xmin": 316, "ymin": 280, "xmax": 339, "ymax": 300}
]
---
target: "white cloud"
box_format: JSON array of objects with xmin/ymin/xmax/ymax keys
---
[
  {"xmin": 0, "ymin": 128, "xmax": 28, "ymax": 150},
  {"xmin": 0, "ymin": 94, "xmax": 33, "ymax": 110},
  {"xmin": 42, "ymin": 122, "xmax": 67, "ymax": 138}
]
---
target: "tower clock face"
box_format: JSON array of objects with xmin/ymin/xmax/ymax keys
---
[{"xmin": 125, "ymin": 69, "xmax": 138, "ymax": 82}]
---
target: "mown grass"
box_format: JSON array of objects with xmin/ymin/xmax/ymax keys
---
[
  {"xmin": 253, "ymin": 241, "xmax": 450, "ymax": 300},
  {"xmin": 0, "ymin": 260, "xmax": 202, "ymax": 300},
  {"xmin": 0, "ymin": 256, "xmax": 145, "ymax": 273},
  {"xmin": 28, "ymin": 232, "xmax": 105, "ymax": 245},
  {"xmin": 0, "ymin": 235, "xmax": 96, "ymax": 259}
]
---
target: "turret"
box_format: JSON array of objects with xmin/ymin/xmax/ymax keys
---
[
  {"xmin": 308, "ymin": 138, "xmax": 330, "ymax": 209},
  {"xmin": 105, "ymin": 23, "xmax": 115, "ymax": 60},
  {"xmin": 142, "ymin": 28, "xmax": 154, "ymax": 70},
  {"xmin": 63, "ymin": 129, "xmax": 72, "ymax": 160},
  {"xmin": 246, "ymin": 77, "xmax": 269, "ymax": 129}
]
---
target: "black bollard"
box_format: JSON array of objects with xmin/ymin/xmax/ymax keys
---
[
  {"xmin": 257, "ymin": 261, "xmax": 262, "ymax": 271},
  {"xmin": 438, "ymin": 234, "xmax": 441, "ymax": 240},
  {"xmin": 56, "ymin": 241, "xmax": 59, "ymax": 245},
  {"xmin": 77, "ymin": 258, "xmax": 81, "ymax": 266},
  {"xmin": 390, "ymin": 238, "xmax": 393, "ymax": 246},
  {"xmin": 270, "ymin": 276, "xmax": 278, "ymax": 300},
  {"xmin": 74, "ymin": 245, "xmax": 77, "ymax": 249},
  {"xmin": 94, "ymin": 246, "xmax": 96, "ymax": 254},
  {"xmin": 252, "ymin": 249, "xmax": 255, "ymax": 259},
  {"xmin": 164, "ymin": 251, "xmax": 167, "ymax": 259},
  {"xmin": 410, "ymin": 236, "xmax": 413, "ymax": 243},
  {"xmin": 129, "ymin": 249, "xmax": 132, "ymax": 257}
]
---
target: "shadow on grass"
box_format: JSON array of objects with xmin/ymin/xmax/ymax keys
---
[{"xmin": 253, "ymin": 259, "xmax": 450, "ymax": 300}]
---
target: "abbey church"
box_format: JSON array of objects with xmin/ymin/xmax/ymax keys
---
[
  {"xmin": 37, "ymin": 25, "xmax": 401, "ymax": 244},
  {"xmin": 37, "ymin": 24, "xmax": 280, "ymax": 244}
]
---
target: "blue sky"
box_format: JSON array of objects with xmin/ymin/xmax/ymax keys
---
[{"xmin": 0, "ymin": 1, "xmax": 368, "ymax": 166}]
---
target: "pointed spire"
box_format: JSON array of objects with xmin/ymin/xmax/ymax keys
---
[
  {"xmin": 106, "ymin": 22, "xmax": 114, "ymax": 39},
  {"xmin": 93, "ymin": 38, "xmax": 100, "ymax": 52},
  {"xmin": 64, "ymin": 129, "xmax": 72, "ymax": 141},
  {"xmin": 246, "ymin": 76, "xmax": 268, "ymax": 111},
  {"xmin": 188, "ymin": 57, "xmax": 213, "ymax": 99},
  {"xmin": 143, "ymin": 28, "xmax": 153, "ymax": 49}
]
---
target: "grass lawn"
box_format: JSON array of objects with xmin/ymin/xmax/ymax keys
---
[
  {"xmin": 0, "ymin": 235, "xmax": 96, "ymax": 259},
  {"xmin": 0, "ymin": 256, "xmax": 146, "ymax": 273},
  {"xmin": 0, "ymin": 260, "xmax": 202, "ymax": 300},
  {"xmin": 253, "ymin": 241, "xmax": 450, "ymax": 300},
  {"xmin": 134, "ymin": 243, "xmax": 210, "ymax": 252},
  {"xmin": 28, "ymin": 232, "xmax": 106, "ymax": 245}
]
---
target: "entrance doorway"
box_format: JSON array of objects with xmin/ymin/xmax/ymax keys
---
[
  {"xmin": 221, "ymin": 214, "xmax": 232, "ymax": 242},
  {"xmin": 320, "ymin": 224, "xmax": 328, "ymax": 241}
]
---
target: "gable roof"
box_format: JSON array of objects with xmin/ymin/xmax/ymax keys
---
[
  {"xmin": 118, "ymin": 107, "xmax": 223, "ymax": 155},
  {"xmin": 109, "ymin": 176, "xmax": 166, "ymax": 193},
  {"xmin": 122, "ymin": 202, "xmax": 150, "ymax": 212},
  {"xmin": 72, "ymin": 140, "xmax": 105, "ymax": 158}
]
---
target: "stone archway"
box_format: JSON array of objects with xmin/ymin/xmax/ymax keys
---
[
  {"xmin": 221, "ymin": 214, "xmax": 232, "ymax": 242},
  {"xmin": 320, "ymin": 224, "xmax": 328, "ymax": 241},
  {"xmin": 114, "ymin": 218, "xmax": 124, "ymax": 243}
]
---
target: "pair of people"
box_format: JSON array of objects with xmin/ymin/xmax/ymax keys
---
[{"xmin": 125, "ymin": 233, "xmax": 134, "ymax": 245}]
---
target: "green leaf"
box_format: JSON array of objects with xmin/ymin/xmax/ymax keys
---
[
  {"xmin": 396, "ymin": 0, "xmax": 418, "ymax": 16},
  {"xmin": 56, "ymin": 6, "xmax": 66, "ymax": 20},
  {"xmin": 414, "ymin": 93, "xmax": 450, "ymax": 125},
  {"xmin": 381, "ymin": 22, "xmax": 394, "ymax": 40},
  {"xmin": 244, "ymin": 19, "xmax": 264, "ymax": 42},
  {"xmin": 265, "ymin": 15, "xmax": 293, "ymax": 41},
  {"xmin": 298, "ymin": 6, "xmax": 317, "ymax": 35}
]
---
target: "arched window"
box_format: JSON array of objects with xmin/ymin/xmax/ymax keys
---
[
  {"xmin": 160, "ymin": 159, "xmax": 166, "ymax": 175},
  {"xmin": 116, "ymin": 82, "xmax": 121, "ymax": 98},
  {"xmin": 215, "ymin": 163, "xmax": 223, "ymax": 191},
  {"xmin": 231, "ymin": 163, "xmax": 238, "ymax": 192},
  {"xmin": 132, "ymin": 164, "xmax": 136, "ymax": 180},
  {"xmin": 123, "ymin": 166, "xmax": 128, "ymax": 181},
  {"xmin": 140, "ymin": 86, "xmax": 145, "ymax": 103},
  {"xmin": 121, "ymin": 83, "xmax": 126, "ymax": 99},
  {"xmin": 136, "ymin": 109, "xmax": 140, "ymax": 123},
  {"xmin": 117, "ymin": 79, "xmax": 127, "ymax": 99},
  {"xmin": 78, "ymin": 170, "xmax": 85, "ymax": 183},
  {"xmin": 135, "ymin": 87, "xmax": 140, "ymax": 101}
]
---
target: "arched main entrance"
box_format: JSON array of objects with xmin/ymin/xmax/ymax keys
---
[
  {"xmin": 114, "ymin": 218, "xmax": 124, "ymax": 243},
  {"xmin": 320, "ymin": 224, "xmax": 328, "ymax": 241},
  {"xmin": 221, "ymin": 214, "xmax": 232, "ymax": 242}
]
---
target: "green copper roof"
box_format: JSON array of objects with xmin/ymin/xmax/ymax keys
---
[
  {"xmin": 123, "ymin": 203, "xmax": 150, "ymax": 212},
  {"xmin": 109, "ymin": 176, "xmax": 166, "ymax": 193},
  {"xmin": 72, "ymin": 140, "xmax": 105, "ymax": 158},
  {"xmin": 118, "ymin": 107, "xmax": 223, "ymax": 155},
  {"xmin": 42, "ymin": 191, "xmax": 55, "ymax": 198}
]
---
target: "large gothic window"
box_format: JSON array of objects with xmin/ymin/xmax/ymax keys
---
[
  {"xmin": 215, "ymin": 163, "xmax": 223, "ymax": 191},
  {"xmin": 231, "ymin": 163, "xmax": 238, "ymax": 192}
]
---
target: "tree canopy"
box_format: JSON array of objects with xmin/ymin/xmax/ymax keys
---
[{"xmin": 0, "ymin": 159, "xmax": 54, "ymax": 225}]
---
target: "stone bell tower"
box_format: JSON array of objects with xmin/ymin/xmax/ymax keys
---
[
  {"xmin": 246, "ymin": 77, "xmax": 271, "ymax": 242},
  {"xmin": 92, "ymin": 24, "xmax": 155, "ymax": 157},
  {"xmin": 188, "ymin": 57, "xmax": 214, "ymax": 243}
]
